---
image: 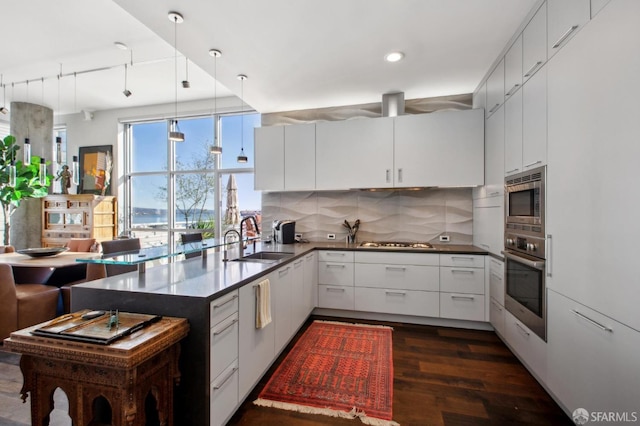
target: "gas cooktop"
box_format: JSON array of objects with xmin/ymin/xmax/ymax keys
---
[{"xmin": 359, "ymin": 241, "xmax": 434, "ymax": 249}]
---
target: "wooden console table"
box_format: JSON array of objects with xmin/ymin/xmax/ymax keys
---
[{"xmin": 4, "ymin": 314, "xmax": 189, "ymax": 426}]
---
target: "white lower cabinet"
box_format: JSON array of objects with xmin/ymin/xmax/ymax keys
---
[
  {"xmin": 355, "ymin": 287, "xmax": 439, "ymax": 317},
  {"xmin": 273, "ymin": 265, "xmax": 293, "ymax": 353},
  {"xmin": 317, "ymin": 251, "xmax": 354, "ymax": 310},
  {"xmin": 210, "ymin": 360, "xmax": 239, "ymax": 426},
  {"xmin": 488, "ymin": 258, "xmax": 505, "ymax": 335},
  {"xmin": 440, "ymin": 293, "xmax": 485, "ymax": 322},
  {"xmin": 489, "ymin": 298, "xmax": 506, "ymax": 336},
  {"xmin": 504, "ymin": 310, "xmax": 547, "ymax": 383},
  {"xmin": 547, "ymin": 289, "xmax": 640, "ymax": 415},
  {"xmin": 303, "ymin": 252, "xmax": 317, "ymax": 316},
  {"xmin": 439, "ymin": 254, "xmax": 485, "ymax": 321},
  {"xmin": 318, "ymin": 285, "xmax": 355, "ymax": 310},
  {"xmin": 209, "ymin": 290, "xmax": 239, "ymax": 426}
]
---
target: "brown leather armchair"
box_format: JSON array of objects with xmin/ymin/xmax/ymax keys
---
[{"xmin": 0, "ymin": 264, "xmax": 60, "ymax": 341}]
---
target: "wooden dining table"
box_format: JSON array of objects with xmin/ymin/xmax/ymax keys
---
[{"xmin": 0, "ymin": 251, "xmax": 100, "ymax": 285}]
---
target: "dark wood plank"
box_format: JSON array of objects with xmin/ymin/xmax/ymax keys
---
[{"xmin": 227, "ymin": 316, "xmax": 571, "ymax": 425}]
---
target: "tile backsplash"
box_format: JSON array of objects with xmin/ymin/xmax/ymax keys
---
[{"xmin": 262, "ymin": 188, "xmax": 472, "ymax": 244}]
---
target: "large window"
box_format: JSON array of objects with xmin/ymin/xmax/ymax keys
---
[{"xmin": 124, "ymin": 112, "xmax": 261, "ymax": 248}]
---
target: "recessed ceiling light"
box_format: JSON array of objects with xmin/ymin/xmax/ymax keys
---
[
  {"xmin": 114, "ymin": 42, "xmax": 129, "ymax": 50},
  {"xmin": 385, "ymin": 52, "xmax": 405, "ymax": 63}
]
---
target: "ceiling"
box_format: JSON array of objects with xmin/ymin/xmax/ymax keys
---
[{"xmin": 1, "ymin": 0, "xmax": 538, "ymax": 117}]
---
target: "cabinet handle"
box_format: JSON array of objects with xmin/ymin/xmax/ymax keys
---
[
  {"xmin": 212, "ymin": 367, "xmax": 238, "ymax": 390},
  {"xmin": 552, "ymin": 25, "xmax": 579, "ymax": 49},
  {"xmin": 452, "ymin": 256, "xmax": 474, "ymax": 261},
  {"xmin": 385, "ymin": 290, "xmax": 406, "ymax": 296},
  {"xmin": 294, "ymin": 260, "xmax": 304, "ymax": 267},
  {"xmin": 491, "ymin": 300, "xmax": 503, "ymax": 311},
  {"xmin": 505, "ymin": 83, "xmax": 520, "ymax": 96},
  {"xmin": 326, "ymin": 287, "xmax": 345, "ymax": 292},
  {"xmin": 386, "ymin": 169, "xmax": 391, "ymax": 183},
  {"xmin": 305, "ymin": 254, "xmax": 314, "ymax": 260},
  {"xmin": 515, "ymin": 321, "xmax": 530, "ymax": 337},
  {"xmin": 523, "ymin": 61, "xmax": 542, "ymax": 78},
  {"xmin": 489, "ymin": 191, "xmax": 501, "ymax": 196},
  {"xmin": 451, "ymin": 269, "xmax": 474, "ymax": 274},
  {"xmin": 325, "ymin": 263, "xmax": 346, "ymax": 268},
  {"xmin": 213, "ymin": 318, "xmax": 238, "ymax": 336},
  {"xmin": 385, "ymin": 266, "xmax": 406, "ymax": 271},
  {"xmin": 326, "ymin": 252, "xmax": 345, "ymax": 257},
  {"xmin": 480, "ymin": 244, "xmax": 490, "ymax": 249},
  {"xmin": 572, "ymin": 310, "xmax": 613, "ymax": 333},
  {"xmin": 488, "ymin": 103, "xmax": 500, "ymax": 114},
  {"xmin": 490, "ymin": 272, "xmax": 502, "ymax": 281},
  {"xmin": 506, "ymin": 168, "xmax": 520, "ymax": 174},
  {"xmin": 546, "ymin": 234, "xmax": 552, "ymax": 277},
  {"xmin": 212, "ymin": 294, "xmax": 238, "ymax": 309},
  {"xmin": 524, "ymin": 160, "xmax": 542, "ymax": 168},
  {"xmin": 451, "ymin": 294, "xmax": 475, "ymax": 300},
  {"xmin": 278, "ymin": 267, "xmax": 290, "ymax": 275},
  {"xmin": 397, "ymin": 168, "xmax": 403, "ymax": 183}
]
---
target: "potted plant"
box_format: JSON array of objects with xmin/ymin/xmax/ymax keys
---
[{"xmin": 0, "ymin": 135, "xmax": 52, "ymax": 245}]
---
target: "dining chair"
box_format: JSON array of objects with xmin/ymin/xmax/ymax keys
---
[
  {"xmin": 65, "ymin": 238, "xmax": 97, "ymax": 252},
  {"xmin": 0, "ymin": 264, "xmax": 60, "ymax": 341},
  {"xmin": 0, "ymin": 245, "xmax": 15, "ymax": 254},
  {"xmin": 180, "ymin": 232, "xmax": 203, "ymax": 259},
  {"xmin": 100, "ymin": 238, "xmax": 141, "ymax": 276}
]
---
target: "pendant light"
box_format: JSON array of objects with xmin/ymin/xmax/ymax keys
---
[
  {"xmin": 209, "ymin": 49, "xmax": 222, "ymax": 155},
  {"xmin": 168, "ymin": 11, "xmax": 185, "ymax": 142},
  {"xmin": 72, "ymin": 155, "xmax": 80, "ymax": 185},
  {"xmin": 182, "ymin": 58, "xmax": 190, "ymax": 88},
  {"xmin": 236, "ymin": 74, "xmax": 248, "ymax": 163},
  {"xmin": 24, "ymin": 81, "xmax": 31, "ymax": 164},
  {"xmin": 39, "ymin": 158, "xmax": 47, "ymax": 186},
  {"xmin": 0, "ymin": 75, "xmax": 7, "ymax": 114},
  {"xmin": 123, "ymin": 63, "xmax": 132, "ymax": 97},
  {"xmin": 8, "ymin": 160, "xmax": 16, "ymax": 186}
]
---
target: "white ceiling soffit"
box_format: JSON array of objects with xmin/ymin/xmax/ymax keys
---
[{"xmin": 1, "ymin": 0, "xmax": 537, "ymax": 116}]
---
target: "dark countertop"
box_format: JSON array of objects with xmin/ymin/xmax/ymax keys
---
[{"xmin": 74, "ymin": 241, "xmax": 489, "ymax": 301}]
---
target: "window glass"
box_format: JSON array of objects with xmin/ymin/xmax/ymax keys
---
[
  {"xmin": 175, "ymin": 116, "xmax": 215, "ymax": 171},
  {"xmin": 220, "ymin": 113, "xmax": 260, "ymax": 169},
  {"xmin": 131, "ymin": 121, "xmax": 167, "ymax": 172},
  {"xmin": 220, "ymin": 172, "xmax": 261, "ymax": 234},
  {"xmin": 131, "ymin": 174, "xmax": 168, "ymax": 229},
  {"xmin": 174, "ymin": 171, "xmax": 217, "ymax": 236}
]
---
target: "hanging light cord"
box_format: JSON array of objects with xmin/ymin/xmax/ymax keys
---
[{"xmin": 174, "ymin": 15, "xmax": 178, "ymax": 121}]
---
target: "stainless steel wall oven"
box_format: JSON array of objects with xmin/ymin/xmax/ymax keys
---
[{"xmin": 504, "ymin": 166, "xmax": 547, "ymax": 341}]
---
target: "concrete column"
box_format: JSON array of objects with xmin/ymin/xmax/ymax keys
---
[{"xmin": 9, "ymin": 102, "xmax": 53, "ymax": 249}]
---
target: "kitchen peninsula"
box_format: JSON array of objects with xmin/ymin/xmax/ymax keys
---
[{"xmin": 71, "ymin": 241, "xmax": 489, "ymax": 425}]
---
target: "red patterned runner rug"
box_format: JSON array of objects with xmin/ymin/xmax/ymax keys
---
[{"xmin": 254, "ymin": 320, "xmax": 399, "ymax": 426}]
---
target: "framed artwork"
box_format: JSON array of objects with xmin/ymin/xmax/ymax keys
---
[{"xmin": 78, "ymin": 145, "xmax": 113, "ymax": 195}]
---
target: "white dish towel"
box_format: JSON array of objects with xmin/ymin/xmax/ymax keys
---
[{"xmin": 255, "ymin": 278, "xmax": 272, "ymax": 329}]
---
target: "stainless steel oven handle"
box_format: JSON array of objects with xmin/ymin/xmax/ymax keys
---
[
  {"xmin": 546, "ymin": 234, "xmax": 552, "ymax": 277},
  {"xmin": 503, "ymin": 251, "xmax": 545, "ymax": 271}
]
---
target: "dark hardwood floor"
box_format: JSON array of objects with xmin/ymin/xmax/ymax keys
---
[{"xmin": 228, "ymin": 316, "xmax": 571, "ymax": 426}]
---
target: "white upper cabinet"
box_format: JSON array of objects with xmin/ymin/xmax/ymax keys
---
[
  {"xmin": 316, "ymin": 117, "xmax": 394, "ymax": 190},
  {"xmin": 284, "ymin": 124, "xmax": 315, "ymax": 191},
  {"xmin": 590, "ymin": 0, "xmax": 611, "ymax": 18},
  {"xmin": 522, "ymin": 66, "xmax": 547, "ymax": 171},
  {"xmin": 394, "ymin": 109, "xmax": 484, "ymax": 187},
  {"xmin": 254, "ymin": 126, "xmax": 285, "ymax": 191},
  {"xmin": 504, "ymin": 88, "xmax": 523, "ymax": 176},
  {"xmin": 522, "ymin": 2, "xmax": 547, "ymax": 83},
  {"xmin": 504, "ymin": 35, "xmax": 523, "ymax": 99},
  {"xmin": 547, "ymin": 0, "xmax": 590, "ymax": 58},
  {"xmin": 485, "ymin": 59, "xmax": 505, "ymax": 118},
  {"xmin": 472, "ymin": 82, "xmax": 486, "ymax": 111}
]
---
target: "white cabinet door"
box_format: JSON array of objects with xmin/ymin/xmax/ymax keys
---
[
  {"xmin": 522, "ymin": 66, "xmax": 547, "ymax": 171},
  {"xmin": 290, "ymin": 258, "xmax": 307, "ymax": 331},
  {"xmin": 547, "ymin": 0, "xmax": 590, "ymax": 58},
  {"xmin": 354, "ymin": 263, "xmax": 439, "ymax": 292},
  {"xmin": 238, "ymin": 276, "xmax": 275, "ymax": 400},
  {"xmin": 355, "ymin": 287, "xmax": 439, "ymax": 317},
  {"xmin": 504, "ymin": 310, "xmax": 547, "ymax": 382},
  {"xmin": 504, "ymin": 88, "xmax": 523, "ymax": 176},
  {"xmin": 394, "ymin": 109, "xmax": 484, "ymax": 187},
  {"xmin": 522, "ymin": 2, "xmax": 547, "ymax": 83},
  {"xmin": 316, "ymin": 117, "xmax": 394, "ymax": 190},
  {"xmin": 472, "ymin": 196, "xmax": 503, "ymax": 256},
  {"xmin": 486, "ymin": 59, "xmax": 505, "ymax": 117},
  {"xmin": 547, "ymin": 290, "xmax": 640, "ymax": 415},
  {"xmin": 504, "ymin": 35, "xmax": 523, "ymax": 100},
  {"xmin": 284, "ymin": 123, "xmax": 315, "ymax": 191},
  {"xmin": 210, "ymin": 360, "xmax": 239, "ymax": 426},
  {"xmin": 489, "ymin": 258, "xmax": 505, "ymax": 306},
  {"xmin": 303, "ymin": 252, "xmax": 317, "ymax": 315},
  {"xmin": 273, "ymin": 265, "xmax": 293, "ymax": 353},
  {"xmin": 489, "ymin": 297, "xmax": 506, "ymax": 336},
  {"xmin": 440, "ymin": 293, "xmax": 485, "ymax": 321},
  {"xmin": 590, "ymin": 0, "xmax": 611, "ymax": 17},
  {"xmin": 484, "ymin": 102, "xmax": 505, "ymax": 197},
  {"xmin": 472, "ymin": 82, "xmax": 486, "ymax": 111},
  {"xmin": 317, "ymin": 285, "xmax": 355, "ymax": 310},
  {"xmin": 254, "ymin": 126, "xmax": 284, "ymax": 191},
  {"xmin": 546, "ymin": 0, "xmax": 640, "ymax": 331}
]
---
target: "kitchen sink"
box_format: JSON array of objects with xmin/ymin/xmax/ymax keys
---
[{"xmin": 231, "ymin": 251, "xmax": 295, "ymax": 263}]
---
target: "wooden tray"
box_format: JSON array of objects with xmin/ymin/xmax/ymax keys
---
[{"xmin": 32, "ymin": 311, "xmax": 162, "ymax": 345}]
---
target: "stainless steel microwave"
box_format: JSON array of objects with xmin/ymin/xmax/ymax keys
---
[{"xmin": 505, "ymin": 166, "xmax": 545, "ymax": 239}]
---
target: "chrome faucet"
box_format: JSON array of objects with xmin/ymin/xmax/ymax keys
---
[
  {"xmin": 222, "ymin": 229, "xmax": 241, "ymax": 262},
  {"xmin": 240, "ymin": 215, "xmax": 260, "ymax": 257}
]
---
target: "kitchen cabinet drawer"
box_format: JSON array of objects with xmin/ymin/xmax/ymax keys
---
[
  {"xmin": 439, "ymin": 254, "xmax": 484, "ymax": 268},
  {"xmin": 318, "ymin": 261, "xmax": 354, "ymax": 286},
  {"xmin": 210, "ymin": 312, "xmax": 238, "ymax": 382},
  {"xmin": 354, "ymin": 251, "xmax": 438, "ymax": 266},
  {"xmin": 440, "ymin": 267, "xmax": 485, "ymax": 294},
  {"xmin": 440, "ymin": 293, "xmax": 485, "ymax": 321},
  {"xmin": 355, "ymin": 287, "xmax": 439, "ymax": 318},
  {"xmin": 318, "ymin": 251, "xmax": 354, "ymax": 262},
  {"xmin": 354, "ymin": 263, "xmax": 439, "ymax": 291},
  {"xmin": 504, "ymin": 310, "xmax": 547, "ymax": 382},
  {"xmin": 489, "ymin": 259, "xmax": 505, "ymax": 306},
  {"xmin": 489, "ymin": 297, "xmax": 506, "ymax": 336},
  {"xmin": 317, "ymin": 285, "xmax": 354, "ymax": 310},
  {"xmin": 210, "ymin": 360, "xmax": 239, "ymax": 426},
  {"xmin": 210, "ymin": 290, "xmax": 239, "ymax": 326}
]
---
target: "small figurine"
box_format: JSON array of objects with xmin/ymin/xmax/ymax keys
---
[
  {"xmin": 56, "ymin": 165, "xmax": 72, "ymax": 194},
  {"xmin": 106, "ymin": 310, "xmax": 119, "ymax": 331}
]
